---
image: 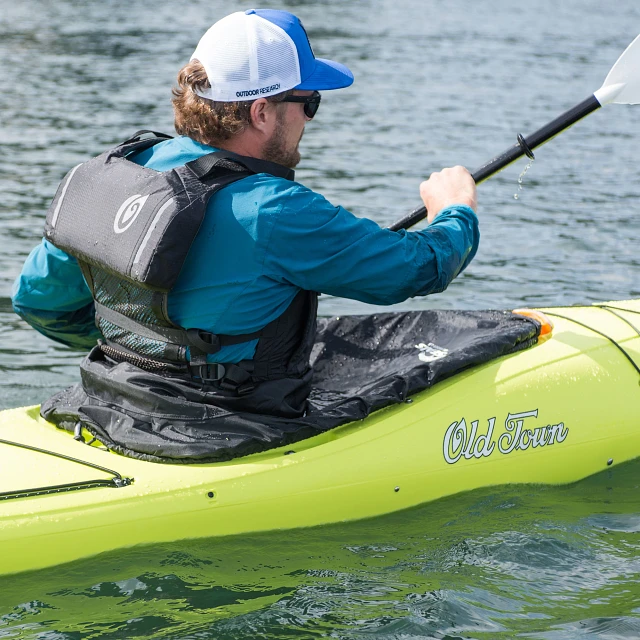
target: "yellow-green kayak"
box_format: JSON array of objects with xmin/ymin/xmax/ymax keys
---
[{"xmin": 1, "ymin": 299, "xmax": 638, "ymax": 576}]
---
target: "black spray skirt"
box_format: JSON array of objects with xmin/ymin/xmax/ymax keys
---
[{"xmin": 41, "ymin": 309, "xmax": 539, "ymax": 464}]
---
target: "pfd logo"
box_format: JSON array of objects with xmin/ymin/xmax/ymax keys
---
[{"xmin": 114, "ymin": 194, "xmax": 149, "ymax": 234}]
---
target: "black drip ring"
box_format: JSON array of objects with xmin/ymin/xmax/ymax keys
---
[{"xmin": 517, "ymin": 133, "xmax": 535, "ymax": 160}]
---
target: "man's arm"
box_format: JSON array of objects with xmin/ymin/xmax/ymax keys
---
[
  {"xmin": 264, "ymin": 172, "xmax": 479, "ymax": 305},
  {"xmin": 12, "ymin": 238, "xmax": 101, "ymax": 349}
]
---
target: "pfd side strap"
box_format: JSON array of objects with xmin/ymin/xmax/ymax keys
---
[{"xmin": 94, "ymin": 302, "xmax": 269, "ymax": 355}]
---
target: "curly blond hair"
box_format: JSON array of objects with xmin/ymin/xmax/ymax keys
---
[{"xmin": 172, "ymin": 60, "xmax": 291, "ymax": 146}]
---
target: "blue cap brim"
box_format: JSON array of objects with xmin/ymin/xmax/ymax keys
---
[{"xmin": 295, "ymin": 58, "xmax": 354, "ymax": 91}]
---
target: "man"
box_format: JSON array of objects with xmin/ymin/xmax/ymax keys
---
[{"xmin": 12, "ymin": 9, "xmax": 478, "ymax": 420}]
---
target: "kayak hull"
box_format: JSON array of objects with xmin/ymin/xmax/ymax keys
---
[{"xmin": 1, "ymin": 300, "xmax": 639, "ymax": 576}]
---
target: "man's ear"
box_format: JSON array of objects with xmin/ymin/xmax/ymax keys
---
[{"xmin": 249, "ymin": 98, "xmax": 275, "ymax": 134}]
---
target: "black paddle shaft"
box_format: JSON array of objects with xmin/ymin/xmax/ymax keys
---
[{"xmin": 388, "ymin": 94, "xmax": 602, "ymax": 232}]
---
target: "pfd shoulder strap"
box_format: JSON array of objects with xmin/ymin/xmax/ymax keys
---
[
  {"xmin": 187, "ymin": 150, "xmax": 295, "ymax": 182},
  {"xmin": 115, "ymin": 130, "xmax": 175, "ymax": 157},
  {"xmin": 124, "ymin": 130, "xmax": 174, "ymax": 143},
  {"xmin": 115, "ymin": 132, "xmax": 296, "ymax": 182}
]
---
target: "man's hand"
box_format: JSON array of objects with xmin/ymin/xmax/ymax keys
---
[{"xmin": 419, "ymin": 166, "xmax": 477, "ymax": 223}]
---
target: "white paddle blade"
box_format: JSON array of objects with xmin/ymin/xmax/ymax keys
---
[{"xmin": 596, "ymin": 34, "xmax": 640, "ymax": 105}]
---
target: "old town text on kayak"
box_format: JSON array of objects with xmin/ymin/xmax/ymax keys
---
[{"xmin": 443, "ymin": 409, "xmax": 568, "ymax": 464}]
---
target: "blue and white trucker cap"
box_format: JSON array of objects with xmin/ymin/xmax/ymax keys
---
[{"xmin": 191, "ymin": 9, "xmax": 354, "ymax": 102}]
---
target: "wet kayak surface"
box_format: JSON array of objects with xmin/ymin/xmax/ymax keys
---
[{"xmin": 0, "ymin": 0, "xmax": 639, "ymax": 637}]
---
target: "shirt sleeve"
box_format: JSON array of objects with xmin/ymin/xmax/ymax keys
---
[
  {"xmin": 263, "ymin": 184, "xmax": 479, "ymax": 305},
  {"xmin": 11, "ymin": 238, "xmax": 101, "ymax": 349}
]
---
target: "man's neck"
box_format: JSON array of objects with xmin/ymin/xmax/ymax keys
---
[{"xmin": 215, "ymin": 133, "xmax": 264, "ymax": 160}]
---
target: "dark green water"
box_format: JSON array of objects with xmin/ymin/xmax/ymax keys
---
[{"xmin": 0, "ymin": 0, "xmax": 639, "ymax": 637}]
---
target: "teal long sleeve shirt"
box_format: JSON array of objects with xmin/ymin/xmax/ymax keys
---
[{"xmin": 12, "ymin": 136, "xmax": 480, "ymax": 361}]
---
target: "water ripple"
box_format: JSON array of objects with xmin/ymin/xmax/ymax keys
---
[{"xmin": 0, "ymin": 0, "xmax": 639, "ymax": 637}]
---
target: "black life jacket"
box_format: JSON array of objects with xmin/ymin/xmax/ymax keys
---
[{"xmin": 44, "ymin": 131, "xmax": 318, "ymax": 398}]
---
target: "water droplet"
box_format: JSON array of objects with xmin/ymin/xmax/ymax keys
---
[{"xmin": 513, "ymin": 159, "xmax": 535, "ymax": 200}]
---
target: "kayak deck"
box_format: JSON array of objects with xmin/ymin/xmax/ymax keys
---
[{"xmin": 0, "ymin": 300, "xmax": 638, "ymax": 576}]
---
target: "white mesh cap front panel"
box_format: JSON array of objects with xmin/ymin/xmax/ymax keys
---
[{"xmin": 191, "ymin": 12, "xmax": 302, "ymax": 102}]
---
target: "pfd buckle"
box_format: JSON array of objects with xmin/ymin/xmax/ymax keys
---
[
  {"xmin": 186, "ymin": 328, "xmax": 221, "ymax": 355},
  {"xmin": 191, "ymin": 362, "xmax": 226, "ymax": 382},
  {"xmin": 218, "ymin": 363, "xmax": 255, "ymax": 395}
]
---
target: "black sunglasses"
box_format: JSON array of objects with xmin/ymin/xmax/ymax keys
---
[{"xmin": 280, "ymin": 91, "xmax": 322, "ymax": 119}]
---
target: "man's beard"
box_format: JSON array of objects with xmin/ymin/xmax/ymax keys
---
[{"xmin": 262, "ymin": 114, "xmax": 303, "ymax": 169}]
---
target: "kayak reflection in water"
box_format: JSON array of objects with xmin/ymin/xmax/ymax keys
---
[{"xmin": 11, "ymin": 10, "xmax": 478, "ymax": 437}]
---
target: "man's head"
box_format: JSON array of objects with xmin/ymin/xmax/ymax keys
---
[{"xmin": 172, "ymin": 9, "xmax": 353, "ymax": 167}]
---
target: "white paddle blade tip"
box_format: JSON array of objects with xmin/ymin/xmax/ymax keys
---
[
  {"xmin": 600, "ymin": 34, "xmax": 640, "ymax": 105},
  {"xmin": 594, "ymin": 83, "xmax": 626, "ymax": 105}
]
